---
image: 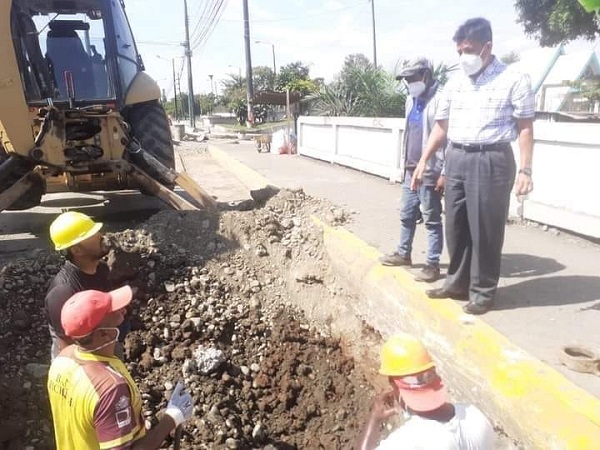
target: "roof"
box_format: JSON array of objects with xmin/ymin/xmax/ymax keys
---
[
  {"xmin": 512, "ymin": 46, "xmax": 563, "ymax": 93},
  {"xmin": 544, "ymin": 50, "xmax": 600, "ymax": 85}
]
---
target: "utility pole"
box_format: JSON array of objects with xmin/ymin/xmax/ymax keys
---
[
  {"xmin": 370, "ymin": 0, "xmax": 377, "ymax": 68},
  {"xmin": 242, "ymin": 0, "xmax": 254, "ymax": 125},
  {"xmin": 183, "ymin": 0, "xmax": 195, "ymax": 128},
  {"xmin": 255, "ymin": 40, "xmax": 277, "ymax": 75},
  {"xmin": 172, "ymin": 59, "xmax": 179, "ymax": 121}
]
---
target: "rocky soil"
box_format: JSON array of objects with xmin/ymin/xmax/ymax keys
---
[{"xmin": 0, "ymin": 190, "xmax": 377, "ymax": 449}]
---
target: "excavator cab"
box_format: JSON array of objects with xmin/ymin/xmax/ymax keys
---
[{"xmin": 0, "ymin": 1, "xmax": 213, "ymax": 212}]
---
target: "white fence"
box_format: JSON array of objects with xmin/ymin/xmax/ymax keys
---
[
  {"xmin": 297, "ymin": 116, "xmax": 404, "ymax": 181},
  {"xmin": 297, "ymin": 116, "xmax": 600, "ymax": 239}
]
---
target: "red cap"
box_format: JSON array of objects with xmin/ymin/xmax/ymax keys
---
[
  {"xmin": 61, "ymin": 286, "xmax": 132, "ymax": 338},
  {"xmin": 393, "ymin": 370, "xmax": 448, "ymax": 412}
]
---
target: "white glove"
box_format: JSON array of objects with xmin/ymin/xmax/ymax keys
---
[{"xmin": 165, "ymin": 381, "xmax": 194, "ymax": 426}]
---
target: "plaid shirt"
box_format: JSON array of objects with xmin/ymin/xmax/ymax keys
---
[{"xmin": 436, "ymin": 57, "xmax": 535, "ymax": 145}]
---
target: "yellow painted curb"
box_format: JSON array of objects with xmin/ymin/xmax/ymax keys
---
[
  {"xmin": 208, "ymin": 144, "xmax": 273, "ymax": 191},
  {"xmin": 315, "ymin": 217, "xmax": 600, "ymax": 450},
  {"xmin": 208, "ymin": 143, "xmax": 600, "ymax": 448}
]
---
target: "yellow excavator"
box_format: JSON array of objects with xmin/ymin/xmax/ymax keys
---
[{"xmin": 0, "ymin": 0, "xmax": 215, "ymax": 212}]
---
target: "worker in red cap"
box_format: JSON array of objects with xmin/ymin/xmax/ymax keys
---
[
  {"xmin": 47, "ymin": 286, "xmax": 194, "ymax": 449},
  {"xmin": 357, "ymin": 333, "xmax": 494, "ymax": 449}
]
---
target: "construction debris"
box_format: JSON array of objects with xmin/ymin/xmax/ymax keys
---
[{"xmin": 0, "ymin": 190, "xmax": 375, "ymax": 449}]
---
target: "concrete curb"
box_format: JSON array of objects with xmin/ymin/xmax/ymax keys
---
[{"xmin": 207, "ymin": 144, "xmax": 600, "ymax": 449}]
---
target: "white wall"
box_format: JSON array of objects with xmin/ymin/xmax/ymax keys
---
[
  {"xmin": 297, "ymin": 116, "xmax": 404, "ymax": 181},
  {"xmin": 297, "ymin": 116, "xmax": 600, "ymax": 239}
]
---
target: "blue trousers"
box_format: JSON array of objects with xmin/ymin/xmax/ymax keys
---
[{"xmin": 397, "ymin": 171, "xmax": 443, "ymax": 266}]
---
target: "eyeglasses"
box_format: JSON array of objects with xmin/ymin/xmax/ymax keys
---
[{"xmin": 394, "ymin": 368, "xmax": 439, "ymax": 390}]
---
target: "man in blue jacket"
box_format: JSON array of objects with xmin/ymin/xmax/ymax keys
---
[{"xmin": 380, "ymin": 58, "xmax": 446, "ymax": 283}]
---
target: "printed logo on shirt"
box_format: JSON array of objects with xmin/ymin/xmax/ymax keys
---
[{"xmin": 115, "ymin": 395, "xmax": 132, "ymax": 428}]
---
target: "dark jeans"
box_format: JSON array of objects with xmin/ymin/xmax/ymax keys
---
[
  {"xmin": 397, "ymin": 171, "xmax": 443, "ymax": 266},
  {"xmin": 443, "ymin": 145, "xmax": 516, "ymax": 304}
]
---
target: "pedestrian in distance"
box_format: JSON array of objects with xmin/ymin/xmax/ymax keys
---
[
  {"xmin": 356, "ymin": 333, "xmax": 494, "ymax": 449},
  {"xmin": 45, "ymin": 211, "xmax": 130, "ymax": 359},
  {"xmin": 47, "ymin": 286, "xmax": 194, "ymax": 449},
  {"xmin": 380, "ymin": 57, "xmax": 446, "ymax": 283},
  {"xmin": 412, "ymin": 17, "xmax": 535, "ymax": 314}
]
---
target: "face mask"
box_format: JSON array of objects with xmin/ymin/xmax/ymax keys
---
[
  {"xmin": 80, "ymin": 327, "xmax": 120, "ymax": 353},
  {"xmin": 407, "ymin": 81, "xmax": 426, "ymax": 98},
  {"xmin": 459, "ymin": 44, "xmax": 488, "ymax": 76}
]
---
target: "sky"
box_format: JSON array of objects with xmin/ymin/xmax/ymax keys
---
[{"xmin": 123, "ymin": 0, "xmax": 599, "ymax": 98}]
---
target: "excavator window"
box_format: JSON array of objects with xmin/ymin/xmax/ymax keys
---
[{"xmin": 11, "ymin": 0, "xmax": 143, "ymax": 106}]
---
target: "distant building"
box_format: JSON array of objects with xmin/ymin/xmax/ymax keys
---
[{"xmin": 512, "ymin": 45, "xmax": 600, "ymax": 113}]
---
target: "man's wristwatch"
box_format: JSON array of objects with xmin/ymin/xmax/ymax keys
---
[{"xmin": 519, "ymin": 168, "xmax": 532, "ymax": 177}]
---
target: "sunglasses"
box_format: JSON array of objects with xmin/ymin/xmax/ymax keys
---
[{"xmin": 393, "ymin": 368, "xmax": 439, "ymax": 390}]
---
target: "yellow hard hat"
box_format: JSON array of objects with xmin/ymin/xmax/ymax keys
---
[
  {"xmin": 49, "ymin": 211, "xmax": 103, "ymax": 251},
  {"xmin": 379, "ymin": 333, "xmax": 435, "ymax": 377}
]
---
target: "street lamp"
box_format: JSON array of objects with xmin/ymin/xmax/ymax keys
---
[
  {"xmin": 156, "ymin": 55, "xmax": 179, "ymax": 121},
  {"xmin": 255, "ymin": 40, "xmax": 276, "ymax": 75}
]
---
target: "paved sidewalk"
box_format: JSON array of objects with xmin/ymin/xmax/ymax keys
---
[{"xmin": 209, "ymin": 140, "xmax": 600, "ymax": 398}]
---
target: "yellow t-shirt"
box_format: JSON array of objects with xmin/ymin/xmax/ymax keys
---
[{"xmin": 47, "ymin": 346, "xmax": 146, "ymax": 449}]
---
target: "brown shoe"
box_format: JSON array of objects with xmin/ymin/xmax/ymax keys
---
[
  {"xmin": 379, "ymin": 252, "xmax": 412, "ymax": 267},
  {"xmin": 463, "ymin": 301, "xmax": 493, "ymax": 315},
  {"xmin": 415, "ymin": 265, "xmax": 441, "ymax": 283},
  {"xmin": 426, "ymin": 288, "xmax": 468, "ymax": 301}
]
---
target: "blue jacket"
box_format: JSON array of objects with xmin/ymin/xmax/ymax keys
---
[{"xmin": 399, "ymin": 81, "xmax": 446, "ymax": 185}]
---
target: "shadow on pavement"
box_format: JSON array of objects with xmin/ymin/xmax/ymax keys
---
[
  {"xmin": 496, "ymin": 275, "xmax": 600, "ymax": 309},
  {"xmin": 501, "ymin": 253, "xmax": 566, "ymax": 278}
]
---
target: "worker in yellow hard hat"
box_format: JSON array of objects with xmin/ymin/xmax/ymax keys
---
[
  {"xmin": 357, "ymin": 333, "xmax": 494, "ymax": 449},
  {"xmin": 45, "ymin": 211, "xmax": 120, "ymax": 359}
]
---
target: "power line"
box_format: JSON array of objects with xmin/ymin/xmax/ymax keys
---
[
  {"xmin": 189, "ymin": 0, "xmax": 214, "ymax": 43},
  {"xmin": 192, "ymin": 0, "xmax": 227, "ymax": 50},
  {"xmin": 190, "ymin": 0, "xmax": 228, "ymax": 52},
  {"xmin": 191, "ymin": 0, "xmax": 221, "ymax": 48},
  {"xmin": 192, "ymin": 2, "xmax": 363, "ymax": 23}
]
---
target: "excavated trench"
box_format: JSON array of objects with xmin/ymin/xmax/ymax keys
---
[
  {"xmin": 0, "ymin": 190, "xmax": 391, "ymax": 449},
  {"xmin": 0, "ymin": 187, "xmax": 522, "ymax": 449}
]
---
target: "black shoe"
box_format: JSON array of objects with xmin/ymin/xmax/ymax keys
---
[
  {"xmin": 463, "ymin": 301, "xmax": 493, "ymax": 315},
  {"xmin": 426, "ymin": 288, "xmax": 468, "ymax": 301},
  {"xmin": 380, "ymin": 252, "xmax": 412, "ymax": 267},
  {"xmin": 415, "ymin": 265, "xmax": 441, "ymax": 283}
]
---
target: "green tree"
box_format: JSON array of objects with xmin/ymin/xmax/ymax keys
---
[
  {"xmin": 515, "ymin": 0, "xmax": 599, "ymax": 46},
  {"xmin": 337, "ymin": 54, "xmax": 374, "ymax": 94},
  {"xmin": 276, "ymin": 61, "xmax": 311, "ymax": 91},
  {"xmin": 253, "ymin": 66, "xmax": 276, "ymax": 92},
  {"xmin": 569, "ymin": 75, "xmax": 600, "ymax": 107},
  {"xmin": 196, "ymin": 93, "xmax": 216, "ymax": 115},
  {"xmin": 432, "ymin": 62, "xmax": 458, "ymax": 87},
  {"xmin": 500, "ymin": 51, "xmax": 521, "ymax": 65},
  {"xmin": 307, "ymin": 59, "xmax": 405, "ymax": 117}
]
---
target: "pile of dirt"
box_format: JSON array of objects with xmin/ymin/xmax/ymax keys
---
[{"xmin": 0, "ymin": 190, "xmax": 375, "ymax": 449}]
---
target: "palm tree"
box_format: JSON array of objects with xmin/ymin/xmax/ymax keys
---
[{"xmin": 307, "ymin": 61, "xmax": 405, "ymax": 117}]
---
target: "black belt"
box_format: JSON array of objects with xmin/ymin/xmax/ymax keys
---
[{"xmin": 453, "ymin": 142, "xmax": 511, "ymax": 152}]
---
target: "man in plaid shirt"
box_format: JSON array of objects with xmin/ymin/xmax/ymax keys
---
[{"xmin": 412, "ymin": 17, "xmax": 535, "ymax": 315}]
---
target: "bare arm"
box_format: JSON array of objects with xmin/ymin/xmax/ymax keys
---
[
  {"xmin": 356, "ymin": 415, "xmax": 385, "ymax": 450},
  {"xmin": 355, "ymin": 392, "xmax": 399, "ymax": 450},
  {"xmin": 410, "ymin": 120, "xmax": 449, "ymax": 191},
  {"xmin": 514, "ymin": 117, "xmax": 534, "ymax": 196},
  {"xmin": 129, "ymin": 416, "xmax": 176, "ymax": 450},
  {"xmin": 517, "ymin": 117, "xmax": 534, "ymax": 170}
]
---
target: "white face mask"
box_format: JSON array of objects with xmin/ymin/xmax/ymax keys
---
[
  {"xmin": 80, "ymin": 327, "xmax": 120, "ymax": 353},
  {"xmin": 407, "ymin": 81, "xmax": 426, "ymax": 98},
  {"xmin": 459, "ymin": 44, "xmax": 488, "ymax": 76}
]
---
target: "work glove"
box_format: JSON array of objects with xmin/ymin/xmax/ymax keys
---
[{"xmin": 165, "ymin": 381, "xmax": 194, "ymax": 426}]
